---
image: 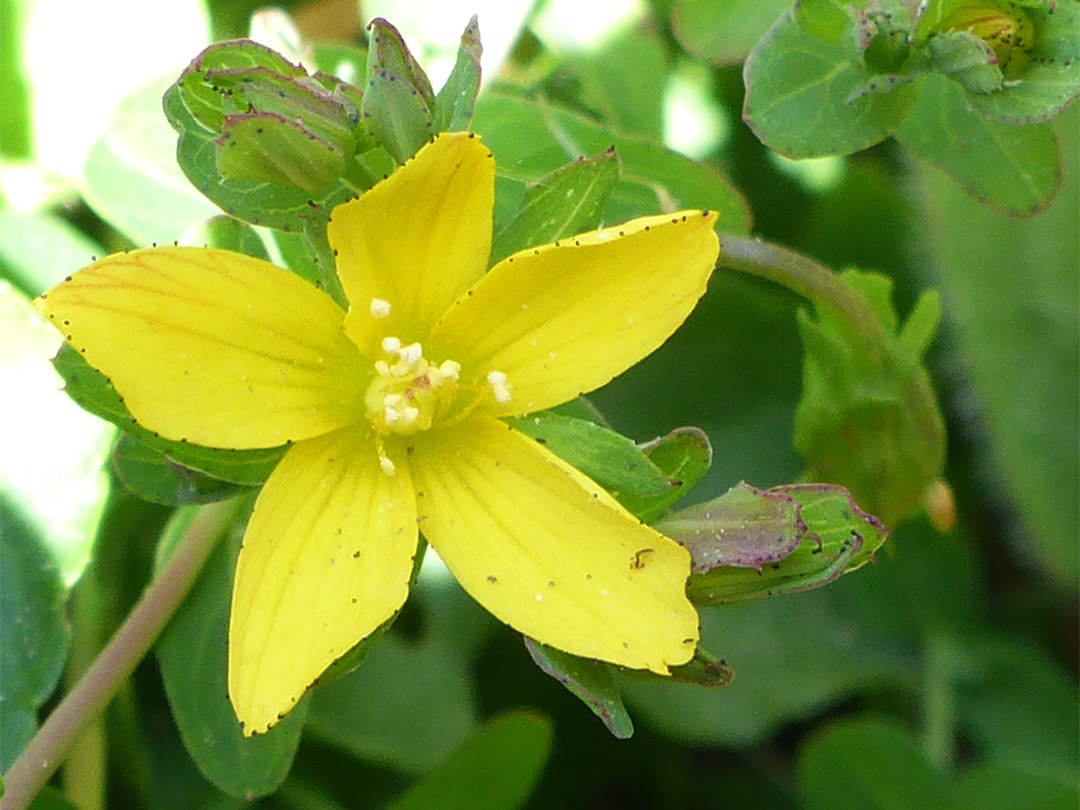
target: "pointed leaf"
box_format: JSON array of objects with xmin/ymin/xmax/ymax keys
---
[
  {"xmin": 112, "ymin": 433, "xmax": 254, "ymax": 505},
  {"xmin": 0, "ymin": 520, "xmax": 71, "ymax": 770},
  {"xmin": 473, "ymin": 92, "xmax": 751, "ymax": 234},
  {"xmin": 525, "ymin": 638, "xmax": 634, "ymax": 739},
  {"xmin": 52, "ymin": 344, "xmax": 286, "ymax": 485},
  {"xmin": 897, "ymin": 74, "xmax": 1060, "ymax": 216},
  {"xmin": 491, "ymin": 148, "xmax": 620, "ymax": 264},
  {"xmin": 155, "ymin": 502, "xmax": 308, "ymax": 798},
  {"xmin": 384, "ymin": 712, "xmax": 553, "ymax": 810},
  {"xmin": 433, "ymin": 16, "xmax": 482, "ymax": 133}
]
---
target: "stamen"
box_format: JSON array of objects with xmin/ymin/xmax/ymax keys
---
[
  {"xmin": 370, "ymin": 298, "xmax": 392, "ymax": 318},
  {"xmin": 375, "ymin": 360, "xmax": 390, "ymax": 375},
  {"xmin": 399, "ymin": 342, "xmax": 423, "ymax": 364},
  {"xmin": 381, "ymin": 336, "xmax": 402, "ymax": 355},
  {"xmin": 379, "ymin": 455, "xmax": 396, "ymax": 476},
  {"xmin": 487, "ymin": 370, "xmax": 513, "ymax": 403}
]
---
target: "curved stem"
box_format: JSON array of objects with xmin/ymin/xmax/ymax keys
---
[
  {"xmin": 1, "ymin": 499, "xmax": 239, "ymax": 810},
  {"xmin": 718, "ymin": 232, "xmax": 888, "ymax": 351}
]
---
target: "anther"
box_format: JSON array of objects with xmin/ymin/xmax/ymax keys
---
[
  {"xmin": 370, "ymin": 298, "xmax": 391, "ymax": 318},
  {"xmin": 487, "ymin": 370, "xmax": 512, "ymax": 403}
]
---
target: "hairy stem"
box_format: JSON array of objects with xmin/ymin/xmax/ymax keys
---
[
  {"xmin": 0, "ymin": 499, "xmax": 239, "ymax": 810},
  {"xmin": 718, "ymin": 233, "xmax": 888, "ymax": 351}
]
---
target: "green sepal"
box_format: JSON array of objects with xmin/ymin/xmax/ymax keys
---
[
  {"xmin": 524, "ymin": 638, "xmax": 635, "ymax": 739},
  {"xmin": 793, "ymin": 270, "xmax": 946, "ymax": 525},
  {"xmin": 927, "ymin": 30, "xmax": 1004, "ymax": 94},
  {"xmin": 433, "ymin": 16, "xmax": 483, "ymax": 133},
  {"xmin": 685, "ymin": 483, "xmax": 888, "ymax": 606},
  {"xmin": 655, "ymin": 482, "xmax": 806, "ymax": 573},
  {"xmin": 165, "ymin": 39, "xmax": 381, "ymax": 231},
  {"xmin": 365, "ymin": 18, "xmax": 435, "ymax": 109},
  {"xmin": 360, "ymin": 68, "xmax": 435, "ymax": 164},
  {"xmin": 216, "ymin": 111, "xmax": 347, "ymax": 192},
  {"xmin": 490, "ymin": 147, "xmax": 620, "ymax": 264},
  {"xmin": 52, "ymin": 344, "xmax": 286, "ymax": 485},
  {"xmin": 164, "ymin": 77, "xmax": 361, "ymax": 233}
]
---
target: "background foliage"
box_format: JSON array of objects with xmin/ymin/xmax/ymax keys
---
[{"xmin": 1, "ymin": 0, "xmax": 1076, "ymax": 808}]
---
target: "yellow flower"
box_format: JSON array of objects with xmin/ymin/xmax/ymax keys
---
[{"xmin": 36, "ymin": 133, "xmax": 720, "ymax": 735}]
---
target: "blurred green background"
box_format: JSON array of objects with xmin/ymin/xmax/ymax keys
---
[{"xmin": 1, "ymin": 0, "xmax": 1076, "ymax": 808}]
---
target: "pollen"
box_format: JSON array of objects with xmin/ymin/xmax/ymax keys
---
[
  {"xmin": 370, "ymin": 298, "xmax": 392, "ymax": 318},
  {"xmin": 487, "ymin": 370, "xmax": 512, "ymax": 403}
]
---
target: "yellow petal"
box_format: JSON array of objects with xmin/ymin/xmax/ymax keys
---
[
  {"xmin": 329, "ymin": 133, "xmax": 495, "ymax": 355},
  {"xmin": 409, "ymin": 416, "xmax": 698, "ymax": 673},
  {"xmin": 35, "ymin": 247, "xmax": 369, "ymax": 448},
  {"xmin": 228, "ymin": 427, "xmax": 418, "ymax": 734},
  {"xmin": 427, "ymin": 211, "xmax": 719, "ymax": 416}
]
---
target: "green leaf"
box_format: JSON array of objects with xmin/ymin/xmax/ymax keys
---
[
  {"xmin": 27, "ymin": 787, "xmax": 82, "ymax": 810},
  {"xmin": 433, "ymin": 16, "xmax": 482, "ymax": 133},
  {"xmin": 360, "ymin": 68, "xmax": 435, "ymax": 164},
  {"xmin": 51, "ymin": 344, "xmax": 286, "ymax": 486},
  {"xmin": 685, "ymin": 483, "xmax": 888, "ymax": 605},
  {"xmin": 943, "ymin": 1, "xmax": 1080, "ymax": 122},
  {"xmin": 384, "ymin": 712, "xmax": 553, "ymax": 810},
  {"xmin": 508, "ymin": 412, "xmax": 680, "ymax": 512},
  {"xmin": 473, "ymin": 91, "xmax": 751, "ymax": 233},
  {"xmin": 797, "ymin": 719, "xmax": 943, "ymax": 810},
  {"xmin": 0, "ymin": 513, "xmax": 71, "ymax": 770},
  {"xmin": 656, "ymin": 482, "xmax": 806, "ymax": 573},
  {"xmin": 112, "ymin": 433, "xmax": 254, "ymax": 506},
  {"xmin": 896, "ymin": 73, "xmax": 1061, "ymax": 216},
  {"xmin": 628, "ymin": 427, "xmax": 713, "ymax": 523},
  {"xmin": 0, "ymin": 283, "xmax": 113, "ymax": 585},
  {"xmin": 673, "ymin": 0, "xmax": 792, "ymax": 65},
  {"xmin": 793, "ymin": 270, "xmax": 946, "ymax": 525},
  {"xmin": 743, "ymin": 11, "xmax": 918, "ymax": 157},
  {"xmin": 911, "ymin": 102, "xmax": 1078, "ymax": 585},
  {"xmin": 795, "ymin": 0, "xmax": 853, "ymax": 45},
  {"xmin": 568, "ymin": 24, "xmax": 668, "ymax": 140},
  {"xmin": 943, "ymin": 762, "xmax": 1079, "ymax": 810},
  {"xmin": 491, "ymin": 147, "xmax": 620, "ymax": 263},
  {"xmin": 524, "ymin": 638, "xmax": 634, "ymax": 739},
  {"xmin": 0, "ymin": 211, "xmax": 101, "ymax": 296},
  {"xmin": 306, "ymin": 578, "xmax": 494, "ymax": 773},
  {"xmin": 155, "ymin": 502, "xmax": 308, "ymax": 798},
  {"xmin": 82, "ymin": 75, "xmax": 220, "ymax": 245},
  {"xmin": 956, "ymin": 635, "xmax": 1079, "ymax": 773}
]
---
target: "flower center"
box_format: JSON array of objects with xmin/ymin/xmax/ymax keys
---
[{"xmin": 364, "ymin": 336, "xmax": 461, "ymax": 438}]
